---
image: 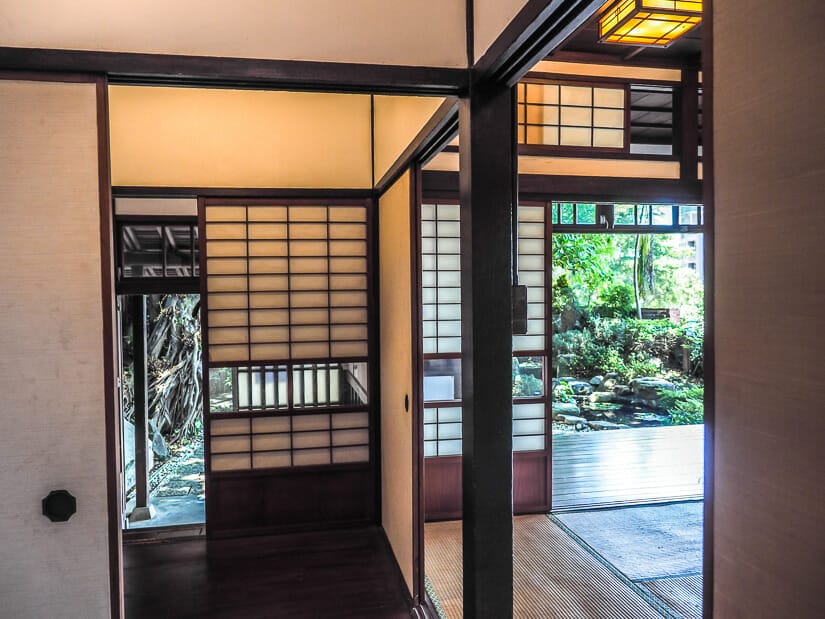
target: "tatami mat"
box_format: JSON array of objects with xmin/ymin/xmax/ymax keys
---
[
  {"xmin": 425, "ymin": 515, "xmax": 665, "ymax": 619},
  {"xmin": 642, "ymin": 575, "xmax": 703, "ymax": 619}
]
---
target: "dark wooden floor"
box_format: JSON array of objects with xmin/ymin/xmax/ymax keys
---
[
  {"xmin": 124, "ymin": 527, "xmax": 411, "ymax": 618},
  {"xmin": 553, "ymin": 424, "xmax": 704, "ymax": 510}
]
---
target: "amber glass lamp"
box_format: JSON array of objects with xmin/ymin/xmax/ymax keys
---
[{"xmin": 598, "ymin": 0, "xmax": 702, "ymax": 47}]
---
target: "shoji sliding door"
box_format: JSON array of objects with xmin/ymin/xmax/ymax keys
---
[
  {"xmin": 422, "ymin": 201, "xmax": 550, "ymax": 520},
  {"xmin": 200, "ymin": 199, "xmax": 376, "ymax": 536}
]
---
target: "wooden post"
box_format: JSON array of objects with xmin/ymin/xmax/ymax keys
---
[
  {"xmin": 459, "ymin": 83, "xmax": 515, "ymax": 619},
  {"xmin": 128, "ymin": 294, "xmax": 154, "ymax": 522}
]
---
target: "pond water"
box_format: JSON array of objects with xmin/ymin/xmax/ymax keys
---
[{"xmin": 574, "ymin": 396, "xmax": 670, "ymax": 427}]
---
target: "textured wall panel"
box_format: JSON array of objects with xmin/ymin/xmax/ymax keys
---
[
  {"xmin": 714, "ymin": 1, "xmax": 825, "ymax": 616},
  {"xmin": 0, "ymin": 79, "xmax": 110, "ymax": 618}
]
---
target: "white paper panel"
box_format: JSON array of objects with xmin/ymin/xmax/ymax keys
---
[
  {"xmin": 211, "ymin": 435, "xmax": 251, "ymax": 453},
  {"xmin": 293, "ymin": 449, "xmax": 331, "ymax": 466},
  {"xmin": 292, "ymin": 431, "xmax": 330, "ymax": 449},
  {"xmin": 211, "ymin": 418, "xmax": 251, "ymax": 435},
  {"xmin": 438, "ymin": 440, "xmax": 462, "ymax": 456},
  {"xmin": 252, "ymin": 452, "xmax": 292, "ymax": 469},
  {"xmin": 247, "ymin": 206, "xmax": 287, "ymax": 222},
  {"xmin": 332, "ymin": 446, "xmax": 369, "ymax": 463},
  {"xmin": 332, "ymin": 428, "xmax": 369, "ymax": 446},
  {"xmin": 513, "ymin": 402, "xmax": 545, "ymax": 419},
  {"xmin": 513, "ymin": 436, "xmax": 545, "ymax": 452},
  {"xmin": 252, "ymin": 433, "xmax": 292, "ymax": 451},
  {"xmin": 207, "ymin": 258, "xmax": 247, "ymax": 274},
  {"xmin": 252, "ymin": 416, "xmax": 291, "ymax": 433},
  {"xmin": 331, "ymin": 411, "xmax": 369, "ymax": 429},
  {"xmin": 211, "ymin": 454, "xmax": 251, "ymax": 471}
]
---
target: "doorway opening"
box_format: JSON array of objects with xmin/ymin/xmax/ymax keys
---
[
  {"xmin": 420, "ymin": 200, "xmax": 706, "ymax": 618},
  {"xmin": 114, "ymin": 214, "xmax": 204, "ymax": 532},
  {"xmin": 119, "ymin": 293, "xmax": 205, "ymax": 530}
]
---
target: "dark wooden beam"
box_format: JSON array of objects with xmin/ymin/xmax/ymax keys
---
[
  {"xmin": 374, "ymin": 99, "xmax": 458, "ymax": 197},
  {"xmin": 423, "ymin": 170, "xmax": 703, "ymax": 204},
  {"xmin": 0, "ymin": 46, "xmax": 469, "ymax": 96},
  {"xmin": 459, "ymin": 84, "xmax": 515, "ymax": 618},
  {"xmin": 112, "ymin": 186, "xmax": 374, "ymax": 200},
  {"xmin": 473, "ymin": 0, "xmax": 605, "ymax": 88},
  {"xmin": 678, "ymin": 69, "xmax": 700, "ymax": 181},
  {"xmin": 547, "ymin": 49, "xmax": 701, "ymax": 71}
]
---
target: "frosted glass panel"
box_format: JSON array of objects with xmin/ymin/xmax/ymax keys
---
[{"xmin": 513, "ymin": 435, "xmax": 545, "ymax": 452}]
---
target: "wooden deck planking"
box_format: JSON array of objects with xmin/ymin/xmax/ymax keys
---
[{"xmin": 552, "ymin": 425, "xmax": 704, "ymax": 510}]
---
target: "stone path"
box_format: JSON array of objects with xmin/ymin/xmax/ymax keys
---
[{"xmin": 128, "ymin": 439, "xmax": 205, "ymax": 529}]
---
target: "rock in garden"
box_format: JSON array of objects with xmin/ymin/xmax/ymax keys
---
[
  {"xmin": 590, "ymin": 375, "xmax": 604, "ymax": 386},
  {"xmin": 588, "ymin": 420, "xmax": 628, "ymax": 430},
  {"xmin": 601, "ymin": 377, "xmax": 617, "ymax": 391},
  {"xmin": 567, "ymin": 380, "xmax": 593, "ymax": 396},
  {"xmin": 556, "ymin": 414, "xmax": 587, "ymax": 426},
  {"xmin": 630, "ymin": 377, "xmax": 675, "ymax": 400},
  {"xmin": 552, "ymin": 402, "xmax": 581, "ymax": 417},
  {"xmin": 613, "ymin": 384, "xmax": 632, "ymax": 396},
  {"xmin": 589, "ymin": 392, "xmax": 615, "ymax": 403}
]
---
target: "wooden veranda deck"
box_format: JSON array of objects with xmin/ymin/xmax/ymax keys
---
[{"xmin": 552, "ymin": 424, "xmax": 704, "ymax": 510}]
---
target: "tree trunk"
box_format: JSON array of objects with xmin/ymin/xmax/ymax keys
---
[{"xmin": 633, "ymin": 234, "xmax": 642, "ymax": 319}]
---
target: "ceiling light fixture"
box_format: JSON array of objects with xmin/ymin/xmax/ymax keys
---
[{"xmin": 598, "ymin": 0, "xmax": 702, "ymax": 47}]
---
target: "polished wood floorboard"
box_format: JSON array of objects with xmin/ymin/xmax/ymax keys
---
[
  {"xmin": 124, "ymin": 527, "xmax": 411, "ymax": 618},
  {"xmin": 552, "ymin": 424, "xmax": 704, "ymax": 510}
]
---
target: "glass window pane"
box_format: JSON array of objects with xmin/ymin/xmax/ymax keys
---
[
  {"xmin": 614, "ymin": 205, "xmax": 635, "ymax": 225},
  {"xmin": 122, "ymin": 225, "xmax": 163, "ymax": 277},
  {"xmin": 513, "ymin": 356, "xmax": 544, "ymax": 398},
  {"xmin": 424, "ymin": 358, "xmax": 461, "ymax": 402},
  {"xmin": 209, "ymin": 367, "xmax": 235, "ymax": 412},
  {"xmin": 652, "ymin": 205, "xmax": 673, "ymax": 226},
  {"xmin": 560, "ymin": 203, "xmax": 575, "ymax": 225},
  {"xmin": 576, "ymin": 204, "xmax": 597, "ymax": 225},
  {"xmin": 679, "ymin": 205, "xmax": 701, "ymax": 225}
]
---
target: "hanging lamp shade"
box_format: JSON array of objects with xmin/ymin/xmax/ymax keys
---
[{"xmin": 598, "ymin": 0, "xmax": 702, "ymax": 47}]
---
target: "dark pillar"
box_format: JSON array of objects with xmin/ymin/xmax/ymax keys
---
[
  {"xmin": 677, "ymin": 69, "xmax": 700, "ymax": 181},
  {"xmin": 459, "ymin": 84, "xmax": 515, "ymax": 619},
  {"xmin": 129, "ymin": 295, "xmax": 153, "ymax": 522}
]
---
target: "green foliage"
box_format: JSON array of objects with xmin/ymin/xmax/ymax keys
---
[
  {"xmin": 597, "ymin": 283, "xmax": 635, "ymax": 318},
  {"xmin": 659, "ymin": 386, "xmax": 704, "ymax": 425},
  {"xmin": 552, "ymin": 381, "xmax": 575, "ymax": 403},
  {"xmin": 552, "ymin": 317, "xmax": 703, "ymax": 382}
]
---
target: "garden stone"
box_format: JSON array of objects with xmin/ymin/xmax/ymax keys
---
[
  {"xmin": 588, "ymin": 420, "xmax": 628, "ymax": 430},
  {"xmin": 631, "ymin": 377, "xmax": 675, "ymax": 400},
  {"xmin": 556, "ymin": 414, "xmax": 588, "ymax": 431},
  {"xmin": 613, "ymin": 384, "xmax": 632, "ymax": 396},
  {"xmin": 589, "ymin": 392, "xmax": 615, "ymax": 403},
  {"xmin": 559, "ymin": 376, "xmax": 577, "ymax": 383},
  {"xmin": 552, "ymin": 402, "xmax": 581, "ymax": 417},
  {"xmin": 590, "ymin": 375, "xmax": 603, "ymax": 386},
  {"xmin": 568, "ymin": 380, "xmax": 593, "ymax": 396},
  {"xmin": 600, "ymin": 377, "xmax": 617, "ymax": 392}
]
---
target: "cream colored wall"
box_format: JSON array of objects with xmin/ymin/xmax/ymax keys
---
[
  {"xmin": 109, "ymin": 86, "xmax": 372, "ymax": 188},
  {"xmin": 0, "ymin": 79, "xmax": 110, "ymax": 618},
  {"xmin": 714, "ymin": 1, "xmax": 825, "ymax": 616},
  {"xmin": 423, "ymin": 151, "xmax": 681, "ymax": 179},
  {"xmin": 474, "ymin": 0, "xmax": 529, "ymax": 62},
  {"xmin": 378, "ymin": 171, "xmax": 414, "ymax": 594},
  {"xmin": 373, "ymin": 95, "xmax": 448, "ymax": 182},
  {"xmin": 532, "ymin": 60, "xmax": 682, "ymax": 83},
  {"xmin": 0, "ymin": 0, "xmax": 466, "ymax": 68}
]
